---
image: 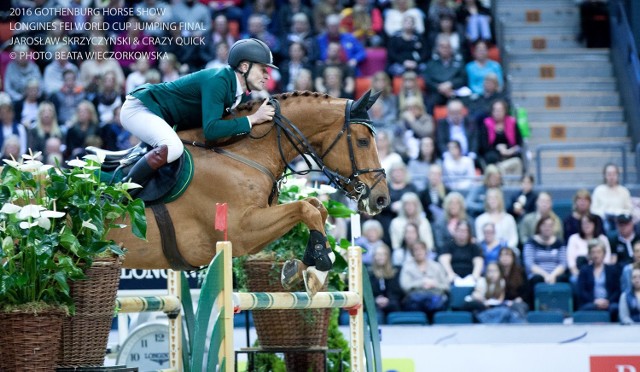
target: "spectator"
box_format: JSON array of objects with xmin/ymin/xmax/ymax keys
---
[
  {"xmin": 619, "ymin": 263, "xmax": 640, "ymax": 324},
  {"xmin": 315, "ymin": 41, "xmax": 356, "ymax": 97},
  {"xmin": 523, "ymin": 216, "xmax": 568, "ymax": 295},
  {"xmin": 429, "ymin": 13, "xmax": 466, "ymax": 62},
  {"xmin": 609, "ymin": 213, "xmax": 639, "ymax": 267},
  {"xmin": 318, "ymin": 66, "xmax": 352, "ymax": 99},
  {"xmin": 125, "ymin": 59, "xmax": 152, "ymax": 95},
  {"xmin": 468, "ymin": 261, "xmax": 505, "ymax": 309},
  {"xmin": 376, "ymin": 161, "xmax": 417, "ymax": 245},
  {"xmin": 317, "ymin": 14, "xmax": 367, "ymax": 76},
  {"xmin": 113, "ymin": 16, "xmax": 157, "ymax": 72},
  {"xmin": 563, "ymin": 189, "xmax": 604, "ymax": 243},
  {"xmin": 566, "ymin": 213, "xmax": 612, "ymax": 283},
  {"xmin": 407, "ymin": 137, "xmax": 439, "ymax": 193},
  {"xmin": 507, "ymin": 174, "xmax": 538, "ymax": 222},
  {"xmin": 369, "ymin": 71, "xmax": 398, "ymax": 124},
  {"xmin": 591, "ymin": 163, "xmax": 633, "ymax": 233},
  {"xmin": 375, "ymin": 131, "xmax": 404, "ymax": 174},
  {"xmin": 291, "ymin": 68, "xmax": 314, "ymax": 91},
  {"xmin": 393, "ymin": 222, "xmax": 422, "ymax": 265},
  {"xmin": 4, "ymin": 45, "xmax": 43, "ymax": 102},
  {"xmin": 283, "ymin": 12, "xmax": 319, "ymax": 63},
  {"xmin": 433, "ymin": 191, "xmax": 472, "ymax": 252},
  {"xmin": 43, "ymin": 137, "xmax": 64, "ymax": 165},
  {"xmin": 50, "ymin": 69, "xmax": 86, "ymax": 127},
  {"xmin": 78, "ymin": 43, "xmax": 126, "ymax": 92},
  {"xmin": 480, "ymin": 99, "xmax": 523, "ymax": 177},
  {"xmin": 464, "ymin": 72, "xmax": 509, "ymax": 126},
  {"xmin": 519, "ymin": 192, "xmax": 564, "ymax": 245},
  {"xmin": 427, "ymin": 0, "xmax": 457, "ymax": 33},
  {"xmin": 242, "ymin": 14, "xmax": 283, "ymax": 63},
  {"xmin": 579, "ymin": 0, "xmax": 610, "ymax": 48},
  {"xmin": 1, "ymin": 135, "xmax": 21, "ymax": 160},
  {"xmin": 205, "ymin": 42, "xmax": 231, "ymax": 70},
  {"xmin": 43, "ymin": 44, "xmax": 79, "ymax": 96},
  {"xmin": 400, "ymin": 241, "xmax": 450, "ymax": 319},
  {"xmin": 577, "ymin": 240, "xmax": 620, "ymax": 321},
  {"xmin": 27, "ymin": 101, "xmax": 63, "ymax": 157},
  {"xmin": 498, "ymin": 247, "xmax": 529, "ymax": 311},
  {"xmin": 99, "ymin": 105, "xmax": 126, "ymax": 151},
  {"xmin": 64, "ymin": 100, "xmax": 99, "ymax": 160},
  {"xmin": 423, "ymin": 36, "xmax": 467, "ymax": 108},
  {"xmin": 397, "ymin": 96, "xmax": 434, "ymax": 159},
  {"xmin": 478, "ymin": 222, "xmax": 509, "ymax": 264},
  {"xmin": 14, "ymin": 79, "xmax": 44, "ymax": 128},
  {"xmin": 312, "ymin": 0, "xmax": 343, "ymax": 34},
  {"xmin": 386, "ymin": 14, "xmax": 428, "ymax": 77},
  {"xmin": 456, "ymin": 0, "xmax": 493, "ymax": 44},
  {"xmin": 389, "ymin": 192, "xmax": 435, "ymax": 254},
  {"xmin": 465, "ymin": 163, "xmax": 502, "ymax": 217},
  {"xmin": 278, "ymin": 0, "xmax": 314, "ymax": 39},
  {"xmin": 278, "ymin": 42, "xmax": 314, "ymax": 93},
  {"xmin": 0, "ymin": 96, "xmax": 27, "ymax": 156},
  {"xmin": 383, "ymin": 0, "xmax": 426, "ymax": 37},
  {"xmin": 206, "ymin": 15, "xmax": 237, "ymax": 57},
  {"xmin": 369, "ymin": 244, "xmax": 404, "ymax": 321},
  {"xmin": 203, "ymin": 0, "xmax": 244, "ymax": 25},
  {"xmin": 442, "ymin": 139, "xmax": 475, "ymax": 191},
  {"xmin": 339, "ymin": 0, "xmax": 384, "ymax": 47},
  {"xmin": 397, "ymin": 70, "xmax": 427, "ymax": 113},
  {"xmin": 172, "ymin": 0, "xmax": 212, "ymax": 38},
  {"xmin": 92, "ymin": 71, "xmax": 124, "ymax": 125},
  {"xmin": 435, "ymin": 99, "xmax": 479, "ymax": 161},
  {"xmin": 135, "ymin": 0, "xmax": 171, "ymax": 37},
  {"xmin": 465, "ymin": 40, "xmax": 503, "ymax": 95},
  {"xmin": 242, "ymin": 0, "xmax": 280, "ymax": 36},
  {"xmin": 418, "ymin": 163, "xmax": 449, "ymax": 223},
  {"xmin": 159, "ymin": 53, "xmax": 181, "ymax": 83},
  {"xmin": 621, "ymin": 242, "xmax": 640, "ymax": 294},
  {"xmin": 356, "ymin": 219, "xmax": 386, "ymax": 266},
  {"xmin": 439, "ymin": 220, "xmax": 484, "ymax": 284},
  {"xmin": 474, "ymin": 187, "xmax": 519, "ymax": 252}
]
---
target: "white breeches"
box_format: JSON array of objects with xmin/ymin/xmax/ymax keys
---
[{"xmin": 120, "ymin": 96, "xmax": 184, "ymax": 163}]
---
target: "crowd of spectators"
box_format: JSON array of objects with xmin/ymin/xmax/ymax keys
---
[{"xmin": 2, "ymin": 0, "xmax": 638, "ymax": 325}]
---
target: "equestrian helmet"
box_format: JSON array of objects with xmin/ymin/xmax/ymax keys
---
[{"xmin": 228, "ymin": 38, "xmax": 278, "ymax": 70}]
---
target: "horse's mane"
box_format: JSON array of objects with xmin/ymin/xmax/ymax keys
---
[{"xmin": 234, "ymin": 91, "xmax": 332, "ymax": 113}]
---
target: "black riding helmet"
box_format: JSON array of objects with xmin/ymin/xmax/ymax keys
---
[{"xmin": 228, "ymin": 38, "xmax": 278, "ymax": 70}]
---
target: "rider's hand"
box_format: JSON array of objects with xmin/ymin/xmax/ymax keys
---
[{"xmin": 249, "ymin": 98, "xmax": 275, "ymax": 126}]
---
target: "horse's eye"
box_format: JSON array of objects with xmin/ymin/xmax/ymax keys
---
[{"xmin": 357, "ymin": 138, "xmax": 369, "ymax": 148}]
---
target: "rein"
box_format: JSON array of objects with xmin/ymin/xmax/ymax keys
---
[{"xmin": 181, "ymin": 96, "xmax": 386, "ymax": 205}]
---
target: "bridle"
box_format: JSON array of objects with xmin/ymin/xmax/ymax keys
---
[
  {"xmin": 182, "ymin": 96, "xmax": 386, "ymax": 205},
  {"xmin": 269, "ymin": 97, "xmax": 386, "ymax": 204}
]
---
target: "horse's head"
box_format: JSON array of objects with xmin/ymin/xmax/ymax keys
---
[{"xmin": 318, "ymin": 90, "xmax": 390, "ymax": 215}]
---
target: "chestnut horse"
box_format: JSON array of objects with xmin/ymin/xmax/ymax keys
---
[{"xmin": 108, "ymin": 90, "xmax": 389, "ymax": 294}]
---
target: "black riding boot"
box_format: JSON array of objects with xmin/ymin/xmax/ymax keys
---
[{"xmin": 126, "ymin": 145, "xmax": 169, "ymax": 192}]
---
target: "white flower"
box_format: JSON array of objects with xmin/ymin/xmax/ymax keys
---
[
  {"xmin": 18, "ymin": 204, "xmax": 46, "ymax": 220},
  {"xmin": 34, "ymin": 164, "xmax": 54, "ymax": 175},
  {"xmin": 73, "ymin": 173, "xmax": 92, "ymax": 179},
  {"xmin": 18, "ymin": 160, "xmax": 44, "ymax": 172},
  {"xmin": 19, "ymin": 221, "xmax": 38, "ymax": 229},
  {"xmin": 67, "ymin": 159, "xmax": 87, "ymax": 168},
  {"xmin": 121, "ymin": 182, "xmax": 143, "ymax": 190},
  {"xmin": 83, "ymin": 165, "xmax": 101, "ymax": 171},
  {"xmin": 82, "ymin": 220, "xmax": 98, "ymax": 232},
  {"xmin": 22, "ymin": 151, "xmax": 42, "ymax": 160},
  {"xmin": 2, "ymin": 159, "xmax": 20, "ymax": 168},
  {"xmin": 0, "ymin": 203, "xmax": 21, "ymax": 214},
  {"xmin": 37, "ymin": 216, "xmax": 51, "ymax": 229},
  {"xmin": 83, "ymin": 153, "xmax": 105, "ymax": 164},
  {"xmin": 41, "ymin": 210, "xmax": 65, "ymax": 219}
]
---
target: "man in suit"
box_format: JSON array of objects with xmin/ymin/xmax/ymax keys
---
[
  {"xmin": 435, "ymin": 99, "xmax": 479, "ymax": 162},
  {"xmin": 120, "ymin": 38, "xmax": 277, "ymax": 185}
]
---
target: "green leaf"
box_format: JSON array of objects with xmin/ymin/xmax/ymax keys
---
[{"xmin": 127, "ymin": 198, "xmax": 147, "ymax": 240}]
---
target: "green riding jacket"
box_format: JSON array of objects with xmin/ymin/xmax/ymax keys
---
[{"xmin": 129, "ymin": 67, "xmax": 250, "ymax": 140}]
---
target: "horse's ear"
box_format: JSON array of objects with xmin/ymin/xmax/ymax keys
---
[
  {"xmin": 351, "ymin": 90, "xmax": 371, "ymax": 113},
  {"xmin": 367, "ymin": 90, "xmax": 381, "ymax": 110}
]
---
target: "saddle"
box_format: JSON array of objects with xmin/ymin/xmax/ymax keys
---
[{"xmin": 86, "ymin": 144, "xmax": 194, "ymax": 205}]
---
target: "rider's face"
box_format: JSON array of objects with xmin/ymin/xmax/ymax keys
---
[{"xmin": 246, "ymin": 63, "xmax": 270, "ymax": 91}]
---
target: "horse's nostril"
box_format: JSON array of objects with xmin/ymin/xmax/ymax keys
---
[{"xmin": 376, "ymin": 196, "xmax": 388, "ymax": 207}]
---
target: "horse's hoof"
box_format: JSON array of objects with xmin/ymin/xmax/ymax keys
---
[
  {"xmin": 303, "ymin": 266, "xmax": 328, "ymax": 297},
  {"xmin": 281, "ymin": 259, "xmax": 305, "ymax": 290}
]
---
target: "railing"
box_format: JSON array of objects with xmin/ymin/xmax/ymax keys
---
[
  {"xmin": 534, "ymin": 142, "xmax": 628, "ymax": 185},
  {"xmin": 610, "ymin": 0, "xmax": 640, "ymax": 147}
]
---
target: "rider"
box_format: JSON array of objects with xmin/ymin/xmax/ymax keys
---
[{"xmin": 120, "ymin": 38, "xmax": 277, "ymax": 185}]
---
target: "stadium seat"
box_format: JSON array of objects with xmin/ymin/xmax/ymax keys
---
[
  {"xmin": 386, "ymin": 311, "xmax": 428, "ymax": 325},
  {"xmin": 359, "ymin": 47, "xmax": 387, "ymax": 77},
  {"xmin": 433, "ymin": 311, "xmax": 473, "ymax": 324},
  {"xmin": 572, "ymin": 310, "xmax": 611, "ymax": 323},
  {"xmin": 526, "ymin": 310, "xmax": 565, "ymax": 324},
  {"xmin": 534, "ymin": 283, "xmax": 573, "ymax": 316},
  {"xmin": 354, "ymin": 77, "xmax": 372, "ymax": 99},
  {"xmin": 449, "ymin": 286, "xmax": 474, "ymax": 310},
  {"xmin": 488, "ymin": 46, "xmax": 501, "ymax": 62}
]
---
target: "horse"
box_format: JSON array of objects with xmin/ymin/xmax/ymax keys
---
[{"xmin": 107, "ymin": 90, "xmax": 390, "ymax": 295}]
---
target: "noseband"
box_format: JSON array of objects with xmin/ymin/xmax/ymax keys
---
[{"xmin": 271, "ymin": 97, "xmax": 386, "ymax": 204}]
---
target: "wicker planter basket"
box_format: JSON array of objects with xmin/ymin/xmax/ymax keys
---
[
  {"xmin": 0, "ymin": 308, "xmax": 65, "ymax": 372},
  {"xmin": 245, "ymin": 259, "xmax": 330, "ymax": 372},
  {"xmin": 58, "ymin": 256, "xmax": 123, "ymax": 367}
]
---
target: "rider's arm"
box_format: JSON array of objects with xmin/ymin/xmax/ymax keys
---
[{"xmin": 201, "ymin": 74, "xmax": 251, "ymax": 140}]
